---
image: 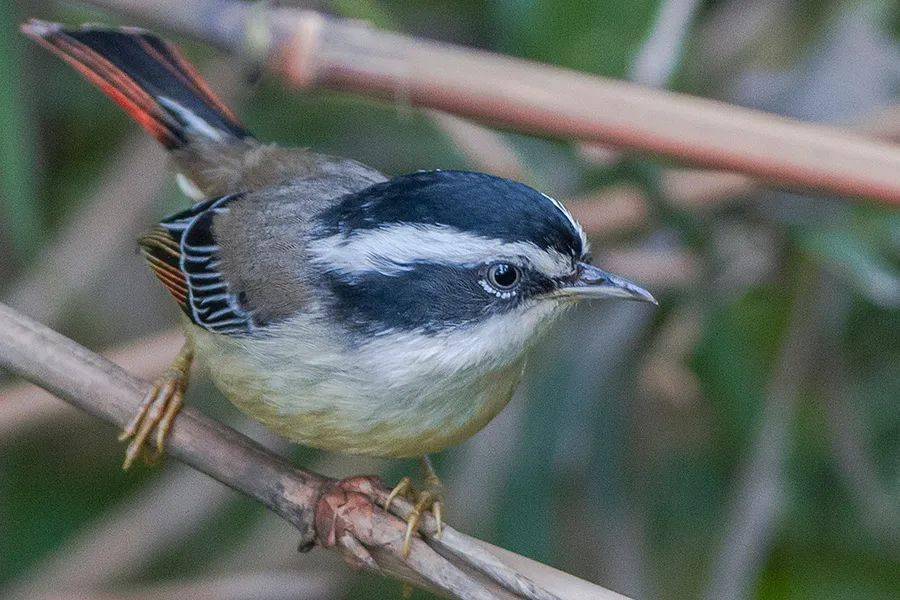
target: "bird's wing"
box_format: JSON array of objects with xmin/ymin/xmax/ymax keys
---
[
  {"xmin": 140, "ymin": 193, "xmax": 256, "ymax": 335},
  {"xmin": 140, "ymin": 174, "xmax": 388, "ymax": 334}
]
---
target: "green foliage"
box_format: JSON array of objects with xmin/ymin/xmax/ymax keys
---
[
  {"xmin": 0, "ymin": 4, "xmax": 39, "ymax": 262},
  {"xmin": 693, "ymin": 286, "xmax": 791, "ymax": 453},
  {"xmin": 491, "ymin": 0, "xmax": 662, "ymax": 77},
  {"xmin": 759, "ymin": 543, "xmax": 899, "ymax": 600},
  {"xmin": 244, "ymin": 86, "xmax": 468, "ymax": 176},
  {"xmin": 799, "ymin": 207, "xmax": 900, "ymax": 308},
  {"xmin": 0, "ymin": 424, "xmax": 150, "ymax": 583}
]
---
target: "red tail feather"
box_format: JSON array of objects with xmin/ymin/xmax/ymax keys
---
[{"xmin": 22, "ymin": 20, "xmax": 249, "ymax": 149}]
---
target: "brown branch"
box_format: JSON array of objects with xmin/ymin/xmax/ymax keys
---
[
  {"xmin": 0, "ymin": 329, "xmax": 181, "ymax": 438},
  {"xmin": 854, "ymin": 105, "xmax": 900, "ymax": 143},
  {"xmin": 76, "ymin": 0, "xmax": 900, "ymax": 204},
  {"xmin": 662, "ymin": 104, "xmax": 900, "ymax": 210},
  {"xmin": 0, "ymin": 301, "xmax": 629, "ymax": 600}
]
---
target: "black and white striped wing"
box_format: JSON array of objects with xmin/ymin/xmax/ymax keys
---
[{"xmin": 139, "ymin": 193, "xmax": 255, "ymax": 335}]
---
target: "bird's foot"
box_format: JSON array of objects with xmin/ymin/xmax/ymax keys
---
[
  {"xmin": 118, "ymin": 342, "xmax": 193, "ymax": 469},
  {"xmin": 385, "ymin": 459, "xmax": 445, "ymax": 557},
  {"xmin": 316, "ymin": 471, "xmax": 444, "ymax": 568}
]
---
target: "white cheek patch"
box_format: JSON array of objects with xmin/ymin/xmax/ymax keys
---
[{"xmin": 310, "ymin": 223, "xmax": 574, "ymax": 278}]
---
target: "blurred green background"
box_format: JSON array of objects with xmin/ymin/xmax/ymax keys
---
[{"xmin": 1, "ymin": 1, "xmax": 898, "ymax": 599}]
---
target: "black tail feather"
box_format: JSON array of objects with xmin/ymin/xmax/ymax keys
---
[{"xmin": 22, "ymin": 20, "xmax": 250, "ymax": 149}]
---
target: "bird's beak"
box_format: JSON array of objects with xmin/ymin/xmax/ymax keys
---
[{"xmin": 551, "ymin": 263, "xmax": 658, "ymax": 305}]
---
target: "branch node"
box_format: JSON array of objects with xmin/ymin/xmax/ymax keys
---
[{"xmin": 315, "ymin": 476, "xmax": 397, "ymax": 565}]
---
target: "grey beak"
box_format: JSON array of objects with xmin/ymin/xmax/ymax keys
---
[{"xmin": 554, "ymin": 263, "xmax": 658, "ymax": 305}]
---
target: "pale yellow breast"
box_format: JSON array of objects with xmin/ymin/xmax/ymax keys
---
[{"xmin": 186, "ymin": 321, "xmax": 527, "ymax": 458}]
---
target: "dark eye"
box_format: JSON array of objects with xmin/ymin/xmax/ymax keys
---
[{"xmin": 487, "ymin": 263, "xmax": 520, "ymax": 290}]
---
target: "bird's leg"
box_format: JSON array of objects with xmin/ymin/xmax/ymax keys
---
[
  {"xmin": 421, "ymin": 455, "xmax": 444, "ymax": 537},
  {"xmin": 384, "ymin": 455, "xmax": 445, "ymax": 557},
  {"xmin": 119, "ymin": 341, "xmax": 193, "ymax": 469}
]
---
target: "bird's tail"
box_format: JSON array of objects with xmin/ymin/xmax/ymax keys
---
[{"xmin": 21, "ymin": 19, "xmax": 250, "ymax": 150}]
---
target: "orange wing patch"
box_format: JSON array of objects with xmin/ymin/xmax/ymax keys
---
[{"xmin": 139, "ymin": 226, "xmax": 188, "ymax": 307}]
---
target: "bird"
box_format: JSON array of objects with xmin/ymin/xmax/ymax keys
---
[{"xmin": 23, "ymin": 20, "xmax": 657, "ymax": 555}]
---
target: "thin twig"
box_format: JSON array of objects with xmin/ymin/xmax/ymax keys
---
[
  {"xmin": 692, "ymin": 0, "xmax": 789, "ymax": 77},
  {"xmin": 3, "ymin": 134, "xmax": 164, "ymax": 324},
  {"xmin": 76, "ymin": 0, "xmax": 900, "ymax": 203},
  {"xmin": 0, "ymin": 302, "xmax": 629, "ymax": 600},
  {"xmin": 629, "ymin": 0, "xmax": 703, "ymax": 87},
  {"xmin": 426, "ymin": 110, "xmax": 528, "ymax": 183},
  {"xmin": 442, "ymin": 395, "xmax": 528, "ymax": 534},
  {"xmin": 557, "ymin": 302, "xmax": 658, "ymax": 599}
]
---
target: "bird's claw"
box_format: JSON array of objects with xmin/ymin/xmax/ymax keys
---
[
  {"xmin": 384, "ymin": 476, "xmax": 413, "ymax": 510},
  {"xmin": 119, "ymin": 370, "xmax": 186, "ymax": 469},
  {"xmin": 385, "ymin": 473, "xmax": 445, "ymax": 557},
  {"xmin": 119, "ymin": 345, "xmax": 192, "ymax": 470}
]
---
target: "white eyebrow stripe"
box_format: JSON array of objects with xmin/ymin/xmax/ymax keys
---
[
  {"xmin": 309, "ymin": 223, "xmax": 574, "ymax": 277},
  {"xmin": 541, "ymin": 192, "xmax": 589, "ymax": 255}
]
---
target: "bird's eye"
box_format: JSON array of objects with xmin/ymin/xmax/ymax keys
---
[{"xmin": 487, "ymin": 263, "xmax": 520, "ymax": 291}]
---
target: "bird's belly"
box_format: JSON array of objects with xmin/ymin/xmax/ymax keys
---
[
  {"xmin": 188, "ymin": 326, "xmax": 525, "ymax": 458},
  {"xmin": 229, "ymin": 368, "xmax": 522, "ymax": 458}
]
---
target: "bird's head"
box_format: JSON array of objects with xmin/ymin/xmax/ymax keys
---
[{"xmin": 310, "ymin": 170, "xmax": 656, "ymax": 362}]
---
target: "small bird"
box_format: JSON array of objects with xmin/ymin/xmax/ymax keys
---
[{"xmin": 24, "ymin": 20, "xmax": 657, "ymax": 553}]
